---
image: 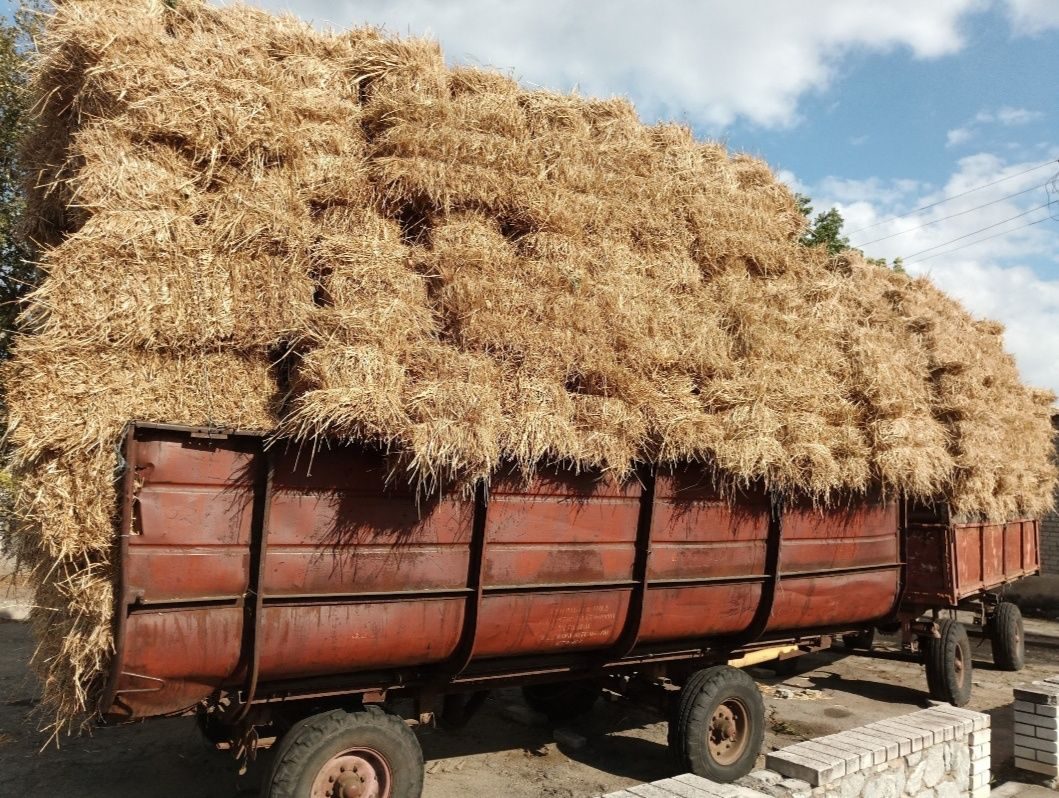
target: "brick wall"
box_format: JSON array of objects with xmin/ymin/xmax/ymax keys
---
[
  {"xmin": 1043, "ymin": 417, "xmax": 1059, "ymax": 575},
  {"xmin": 600, "ymin": 706, "xmax": 992, "ymax": 798}
]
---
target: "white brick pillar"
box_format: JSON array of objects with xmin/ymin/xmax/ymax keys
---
[{"xmin": 1013, "ymin": 678, "xmax": 1059, "ymax": 780}]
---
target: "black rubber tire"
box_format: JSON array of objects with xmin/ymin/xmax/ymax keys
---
[
  {"xmin": 261, "ymin": 705, "xmax": 423, "ymax": 798},
  {"xmin": 841, "ymin": 628, "xmax": 876, "ymax": 652},
  {"xmin": 990, "ymin": 601, "xmax": 1025, "ymax": 671},
  {"xmin": 522, "ymin": 681, "xmax": 600, "ymax": 722},
  {"xmin": 923, "ymin": 619, "xmax": 973, "ymax": 707},
  {"xmin": 668, "ymin": 666, "xmax": 765, "ymax": 783}
]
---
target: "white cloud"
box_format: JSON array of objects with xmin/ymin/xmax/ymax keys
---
[
  {"xmin": 927, "ymin": 261, "xmax": 1059, "ymax": 394},
  {"xmin": 975, "ymin": 106, "xmax": 1044, "ymax": 126},
  {"xmin": 246, "ymin": 0, "xmax": 983, "ymax": 128},
  {"xmin": 947, "ymin": 127, "xmax": 974, "ymax": 147},
  {"xmin": 802, "ymin": 153, "xmax": 1059, "ymax": 392},
  {"xmin": 1004, "ymin": 0, "xmax": 1059, "ymax": 34},
  {"xmin": 817, "ymin": 175, "xmax": 925, "ymax": 207},
  {"xmin": 946, "ymin": 106, "xmax": 1042, "ymax": 148}
]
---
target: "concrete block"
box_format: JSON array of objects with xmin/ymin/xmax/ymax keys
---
[
  {"xmin": 924, "ymin": 705, "xmax": 989, "ymax": 731},
  {"xmin": 628, "ymin": 786, "xmax": 683, "ymax": 798},
  {"xmin": 813, "ymin": 736, "xmax": 874, "ymax": 771},
  {"xmin": 766, "ymin": 749, "xmax": 845, "ymax": 786},
  {"xmin": 643, "ymin": 778, "xmax": 728, "ymax": 795},
  {"xmin": 1014, "ymin": 710, "xmax": 1053, "ymax": 727},
  {"xmin": 1037, "ymin": 725, "xmax": 1059, "ymax": 741},
  {"xmin": 967, "ymin": 728, "xmax": 990, "ymax": 746},
  {"xmin": 869, "ymin": 720, "xmax": 928, "ymax": 751},
  {"xmin": 916, "ymin": 715, "xmax": 958, "ymax": 742},
  {"xmin": 797, "ymin": 740, "xmax": 861, "ymax": 773},
  {"xmin": 969, "ymin": 742, "xmax": 989, "ymax": 760},
  {"xmin": 842, "ymin": 730, "xmax": 898, "ymax": 762},
  {"xmin": 970, "ymin": 785, "xmax": 990, "ymax": 798},
  {"xmin": 970, "ymin": 756, "xmax": 990, "ymax": 775},
  {"xmin": 789, "ymin": 744, "xmax": 855, "ymax": 782},
  {"xmin": 1015, "ymin": 685, "xmax": 1059, "ymax": 705},
  {"xmin": 672, "ymin": 773, "xmax": 759, "ymax": 796},
  {"xmin": 1016, "ymin": 756, "xmax": 1059, "ymax": 776},
  {"xmin": 1014, "ymin": 745, "xmax": 1036, "ymax": 759},
  {"xmin": 1015, "ymin": 699, "xmax": 1040, "ymax": 713},
  {"xmin": 647, "ymin": 778, "xmax": 724, "ymax": 798},
  {"xmin": 1038, "ymin": 750, "xmax": 1059, "ymax": 766},
  {"xmin": 1016, "ymin": 722, "xmax": 1039, "ymax": 736},
  {"xmin": 869, "ymin": 726, "xmax": 913, "ymax": 758},
  {"xmin": 1036, "ymin": 703, "xmax": 1059, "ymax": 718},
  {"xmin": 1016, "ymin": 734, "xmax": 1058, "ymax": 753},
  {"xmin": 970, "ymin": 770, "xmax": 989, "ymax": 790}
]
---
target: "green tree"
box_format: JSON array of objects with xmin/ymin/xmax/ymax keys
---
[
  {"xmin": 795, "ymin": 192, "xmax": 904, "ymax": 270},
  {"xmin": 802, "ymin": 207, "xmax": 851, "ymax": 255},
  {"xmin": 0, "ymin": 2, "xmax": 46, "ymax": 362},
  {"xmin": 0, "ymin": 19, "xmax": 32, "ymax": 361},
  {"xmin": 795, "ymin": 193, "xmax": 851, "ymax": 255}
]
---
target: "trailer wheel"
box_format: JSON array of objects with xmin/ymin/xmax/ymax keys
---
[
  {"xmin": 990, "ymin": 601, "xmax": 1025, "ymax": 671},
  {"xmin": 668, "ymin": 665, "xmax": 764, "ymax": 783},
  {"xmin": 261, "ymin": 705, "xmax": 423, "ymax": 798},
  {"xmin": 522, "ymin": 681, "xmax": 600, "ymax": 722},
  {"xmin": 923, "ymin": 619, "xmax": 973, "ymax": 707}
]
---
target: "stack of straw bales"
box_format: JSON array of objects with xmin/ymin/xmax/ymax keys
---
[{"xmin": 3, "ymin": 0, "xmax": 1055, "ymax": 733}]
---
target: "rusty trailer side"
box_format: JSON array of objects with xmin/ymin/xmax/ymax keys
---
[
  {"xmin": 100, "ymin": 423, "xmax": 903, "ymax": 723},
  {"xmin": 902, "ymin": 500, "xmax": 1040, "ymax": 611},
  {"xmin": 838, "ymin": 499, "xmax": 1041, "ymax": 709}
]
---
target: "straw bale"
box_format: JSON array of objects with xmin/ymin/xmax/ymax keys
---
[
  {"xmin": 7, "ymin": 0, "xmax": 1056, "ymax": 734},
  {"xmin": 285, "ymin": 339, "xmax": 504, "ymax": 486},
  {"xmin": 5, "ymin": 339, "xmax": 280, "ymax": 546},
  {"xmin": 25, "ymin": 556, "xmax": 113, "ymax": 736},
  {"xmin": 3, "ymin": 337, "xmax": 279, "ymax": 732}
]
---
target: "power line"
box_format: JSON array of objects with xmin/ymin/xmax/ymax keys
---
[
  {"xmin": 900, "ymin": 202, "xmax": 1052, "ymax": 261},
  {"xmin": 904, "ymin": 216, "xmax": 1051, "ymax": 267},
  {"xmin": 844, "ymin": 159, "xmax": 1059, "ymax": 236},
  {"xmin": 850, "ymin": 180, "xmax": 1050, "ymax": 248}
]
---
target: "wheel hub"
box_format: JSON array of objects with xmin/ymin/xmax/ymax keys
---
[
  {"xmin": 311, "ymin": 749, "xmax": 392, "ymax": 798},
  {"xmin": 708, "ymin": 699, "xmax": 749, "ymax": 766}
]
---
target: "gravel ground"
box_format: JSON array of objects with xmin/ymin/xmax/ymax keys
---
[{"xmin": 1, "ymin": 618, "xmax": 1058, "ymax": 797}]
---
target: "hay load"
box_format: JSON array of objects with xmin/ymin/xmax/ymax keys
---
[{"xmin": 3, "ymin": 0, "xmax": 1055, "ymax": 732}]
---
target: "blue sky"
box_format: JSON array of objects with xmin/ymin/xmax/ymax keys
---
[{"xmin": 9, "ymin": 0, "xmax": 1059, "ymax": 393}]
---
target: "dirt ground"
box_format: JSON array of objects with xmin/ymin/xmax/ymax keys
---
[{"xmin": 1, "ymin": 620, "xmax": 1057, "ymax": 797}]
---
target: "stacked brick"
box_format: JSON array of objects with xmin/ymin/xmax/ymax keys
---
[
  {"xmin": 1042, "ymin": 421, "xmax": 1059, "ymax": 575},
  {"xmin": 1013, "ymin": 677, "xmax": 1059, "ymax": 779},
  {"xmin": 600, "ymin": 705, "xmax": 990, "ymax": 798},
  {"xmin": 1041, "ymin": 507, "xmax": 1059, "ymax": 575}
]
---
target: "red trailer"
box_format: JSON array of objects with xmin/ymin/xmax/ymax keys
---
[
  {"xmin": 836, "ymin": 500, "xmax": 1039, "ymax": 707},
  {"xmin": 99, "ymin": 422, "xmax": 916, "ymax": 795}
]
